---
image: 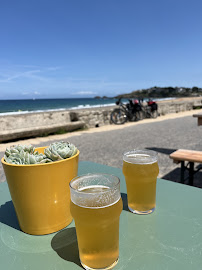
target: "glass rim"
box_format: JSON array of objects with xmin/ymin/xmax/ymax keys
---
[
  {"xmin": 69, "ymin": 173, "xmax": 120, "ymax": 194},
  {"xmin": 123, "ymin": 149, "xmax": 158, "ymax": 157},
  {"xmin": 123, "ymin": 149, "xmax": 158, "ymax": 163}
]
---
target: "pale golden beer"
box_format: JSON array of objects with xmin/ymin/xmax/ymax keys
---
[
  {"xmin": 123, "ymin": 150, "xmax": 159, "ymax": 214},
  {"xmin": 70, "ymin": 174, "xmax": 122, "ymax": 270}
]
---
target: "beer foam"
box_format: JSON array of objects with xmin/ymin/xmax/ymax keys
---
[
  {"xmin": 71, "ymin": 185, "xmax": 121, "ymax": 209},
  {"xmin": 72, "ymin": 197, "xmax": 121, "ymax": 209},
  {"xmin": 123, "ymin": 151, "xmax": 158, "ymax": 165},
  {"xmin": 78, "ymin": 185, "xmax": 110, "ymax": 193}
]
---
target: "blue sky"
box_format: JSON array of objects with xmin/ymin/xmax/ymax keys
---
[{"xmin": 0, "ymin": 0, "xmax": 202, "ymax": 99}]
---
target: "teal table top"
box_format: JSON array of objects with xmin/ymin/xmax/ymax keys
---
[{"xmin": 0, "ymin": 161, "xmax": 202, "ymax": 270}]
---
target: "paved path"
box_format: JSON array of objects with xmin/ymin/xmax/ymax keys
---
[{"xmin": 1, "ymin": 114, "xmax": 202, "ymax": 187}]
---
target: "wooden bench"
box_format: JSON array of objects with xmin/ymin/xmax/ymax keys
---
[
  {"xmin": 193, "ymin": 113, "xmax": 202, "ymax": 126},
  {"xmin": 169, "ymin": 149, "xmax": 202, "ymax": 186}
]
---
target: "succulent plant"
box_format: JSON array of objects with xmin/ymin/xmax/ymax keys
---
[
  {"xmin": 44, "ymin": 141, "xmax": 77, "ymax": 161},
  {"xmin": 4, "ymin": 144, "xmax": 52, "ymax": 165},
  {"xmin": 4, "ymin": 141, "xmax": 77, "ymax": 165},
  {"xmin": 5, "ymin": 144, "xmax": 35, "ymax": 157}
]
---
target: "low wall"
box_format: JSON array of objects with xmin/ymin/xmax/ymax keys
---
[
  {"xmin": 76, "ymin": 97, "xmax": 202, "ymax": 128},
  {"xmin": 0, "ymin": 97, "xmax": 202, "ymax": 142},
  {"xmin": 0, "ymin": 111, "xmax": 84, "ymax": 142}
]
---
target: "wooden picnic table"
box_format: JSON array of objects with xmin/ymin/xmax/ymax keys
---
[
  {"xmin": 170, "ymin": 149, "xmax": 202, "ymax": 185},
  {"xmin": 193, "ymin": 113, "xmax": 202, "ymax": 126},
  {"xmin": 1, "ymin": 161, "xmax": 202, "ymax": 270}
]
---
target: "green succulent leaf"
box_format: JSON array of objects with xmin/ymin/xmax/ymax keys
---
[
  {"xmin": 4, "ymin": 145, "xmax": 47, "ymax": 165},
  {"xmin": 44, "ymin": 141, "xmax": 77, "ymax": 161},
  {"xmin": 4, "ymin": 141, "xmax": 77, "ymax": 165}
]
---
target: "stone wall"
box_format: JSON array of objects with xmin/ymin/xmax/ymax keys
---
[
  {"xmin": 1, "ymin": 110, "xmax": 71, "ymax": 131},
  {"xmin": 76, "ymin": 108, "xmax": 113, "ymax": 128},
  {"xmin": 76, "ymin": 97, "xmax": 202, "ymax": 128},
  {"xmin": 0, "ymin": 97, "xmax": 202, "ymax": 142},
  {"xmin": 0, "ymin": 111, "xmax": 84, "ymax": 142},
  {"xmin": 158, "ymin": 100, "xmax": 196, "ymax": 115}
]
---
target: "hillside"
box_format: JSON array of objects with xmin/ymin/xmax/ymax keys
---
[{"xmin": 115, "ymin": 86, "xmax": 202, "ymax": 99}]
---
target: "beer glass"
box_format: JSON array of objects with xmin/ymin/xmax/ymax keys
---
[
  {"xmin": 70, "ymin": 173, "xmax": 123, "ymax": 270},
  {"xmin": 123, "ymin": 149, "xmax": 159, "ymax": 214}
]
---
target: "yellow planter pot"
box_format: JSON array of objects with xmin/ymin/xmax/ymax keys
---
[{"xmin": 1, "ymin": 147, "xmax": 79, "ymax": 235}]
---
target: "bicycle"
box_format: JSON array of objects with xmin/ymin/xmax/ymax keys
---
[
  {"xmin": 140, "ymin": 100, "xmax": 158, "ymax": 119},
  {"xmin": 110, "ymin": 99, "xmax": 142, "ymax": 125}
]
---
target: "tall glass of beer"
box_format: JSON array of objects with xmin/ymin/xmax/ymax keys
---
[
  {"xmin": 123, "ymin": 149, "xmax": 159, "ymax": 214},
  {"xmin": 70, "ymin": 173, "xmax": 123, "ymax": 270}
]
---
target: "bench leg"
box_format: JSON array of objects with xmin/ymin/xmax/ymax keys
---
[
  {"xmin": 180, "ymin": 161, "xmax": 185, "ymax": 184},
  {"xmin": 189, "ymin": 162, "xmax": 194, "ymax": 186}
]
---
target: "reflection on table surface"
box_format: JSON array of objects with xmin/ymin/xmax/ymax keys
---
[{"xmin": 0, "ymin": 161, "xmax": 202, "ymax": 270}]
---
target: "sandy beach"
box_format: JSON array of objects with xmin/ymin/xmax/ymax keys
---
[{"xmin": 1, "ymin": 108, "xmax": 202, "ymax": 187}]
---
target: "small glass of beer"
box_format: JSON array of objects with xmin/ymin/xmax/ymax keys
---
[
  {"xmin": 70, "ymin": 173, "xmax": 123, "ymax": 270},
  {"xmin": 123, "ymin": 149, "xmax": 159, "ymax": 214}
]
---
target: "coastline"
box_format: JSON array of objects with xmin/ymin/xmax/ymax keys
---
[
  {"xmin": 0, "ymin": 96, "xmax": 201, "ymax": 116},
  {"xmin": 0, "ymin": 96, "xmax": 202, "ymax": 144},
  {"xmin": 1, "ymin": 107, "xmax": 201, "ymax": 152},
  {"xmin": 0, "ymin": 102, "xmax": 117, "ymax": 116},
  {"xmin": 1, "ymin": 106, "xmax": 202, "ymax": 186}
]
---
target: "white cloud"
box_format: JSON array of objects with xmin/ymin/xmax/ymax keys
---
[
  {"xmin": 21, "ymin": 91, "xmax": 41, "ymax": 96},
  {"xmin": 0, "ymin": 63, "xmax": 135, "ymax": 98},
  {"xmin": 46, "ymin": 66, "xmax": 61, "ymax": 71},
  {"xmin": 0, "ymin": 65, "xmax": 61, "ymax": 83},
  {"xmin": 0, "ymin": 69, "xmax": 43, "ymax": 82},
  {"xmin": 21, "ymin": 91, "xmax": 30, "ymax": 96},
  {"xmin": 74, "ymin": 91, "xmax": 97, "ymax": 95},
  {"xmin": 34, "ymin": 91, "xmax": 40, "ymax": 95}
]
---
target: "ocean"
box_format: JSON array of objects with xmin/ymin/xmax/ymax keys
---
[
  {"xmin": 0, "ymin": 98, "xmax": 119, "ymax": 115},
  {"xmin": 0, "ymin": 97, "xmax": 175, "ymax": 115}
]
